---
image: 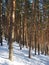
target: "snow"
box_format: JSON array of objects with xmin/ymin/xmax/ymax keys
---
[{"xmin": 0, "ymin": 38, "xmax": 49, "ymax": 65}]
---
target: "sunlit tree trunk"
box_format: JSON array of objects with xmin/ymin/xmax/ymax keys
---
[{"xmin": 9, "ymin": 0, "xmax": 15, "ymax": 61}]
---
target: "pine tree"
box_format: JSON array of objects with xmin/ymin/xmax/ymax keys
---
[{"xmin": 0, "ymin": 1, "xmax": 2, "ymax": 46}]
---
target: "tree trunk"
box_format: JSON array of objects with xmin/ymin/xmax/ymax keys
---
[
  {"xmin": 9, "ymin": 0, "xmax": 13, "ymax": 61},
  {"xmin": 38, "ymin": 43, "xmax": 40, "ymax": 55},
  {"xmin": 0, "ymin": 1, "xmax": 2, "ymax": 46},
  {"xmin": 35, "ymin": 31, "xmax": 36, "ymax": 55},
  {"xmin": 9, "ymin": 39, "xmax": 13, "ymax": 60},
  {"xmin": 29, "ymin": 35, "xmax": 31, "ymax": 58}
]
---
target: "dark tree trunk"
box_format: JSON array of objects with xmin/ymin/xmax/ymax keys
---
[
  {"xmin": 41, "ymin": 44, "xmax": 44, "ymax": 54},
  {"xmin": 45, "ymin": 44, "xmax": 47, "ymax": 55},
  {"xmin": 0, "ymin": 21, "xmax": 2, "ymax": 46},
  {"xmin": 23, "ymin": 20, "xmax": 24, "ymax": 47},
  {"xmin": 46, "ymin": 46, "xmax": 48, "ymax": 55},
  {"xmin": 19, "ymin": 14, "xmax": 22, "ymax": 50},
  {"xmin": 29, "ymin": 35, "xmax": 31, "ymax": 58},
  {"xmin": 35, "ymin": 31, "xmax": 36, "ymax": 55},
  {"xmin": 0, "ymin": 3, "xmax": 2, "ymax": 46},
  {"xmin": 38, "ymin": 43, "xmax": 40, "ymax": 55},
  {"xmin": 29, "ymin": 45, "xmax": 31, "ymax": 58}
]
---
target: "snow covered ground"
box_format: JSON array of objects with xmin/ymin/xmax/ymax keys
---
[{"xmin": 0, "ymin": 38, "xmax": 49, "ymax": 65}]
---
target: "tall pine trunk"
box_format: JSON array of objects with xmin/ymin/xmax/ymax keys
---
[
  {"xmin": 0, "ymin": 1, "xmax": 2, "ymax": 46},
  {"xmin": 9, "ymin": 0, "xmax": 13, "ymax": 61},
  {"xmin": 35, "ymin": 31, "xmax": 36, "ymax": 55}
]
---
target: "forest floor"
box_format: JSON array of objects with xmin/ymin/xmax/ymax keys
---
[{"xmin": 0, "ymin": 38, "xmax": 49, "ymax": 65}]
